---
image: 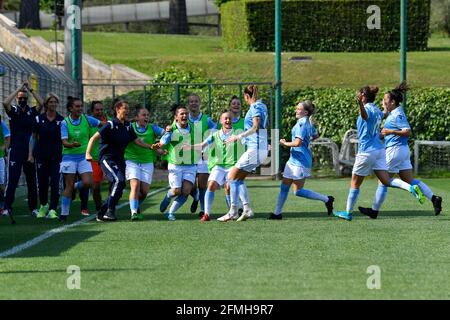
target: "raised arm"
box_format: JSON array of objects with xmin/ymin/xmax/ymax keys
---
[
  {"xmin": 2, "ymin": 84, "xmax": 24, "ymax": 113},
  {"xmin": 28, "ymin": 87, "xmax": 44, "ymax": 111}
]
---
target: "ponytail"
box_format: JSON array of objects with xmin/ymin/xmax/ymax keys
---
[
  {"xmin": 387, "ymin": 81, "xmax": 409, "ymax": 106},
  {"xmin": 244, "ymin": 84, "xmax": 259, "ymax": 101}
]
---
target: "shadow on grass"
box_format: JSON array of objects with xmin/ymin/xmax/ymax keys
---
[{"xmin": 9, "ymin": 230, "xmax": 102, "ymax": 258}]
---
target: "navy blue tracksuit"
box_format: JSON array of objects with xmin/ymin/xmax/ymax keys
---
[
  {"xmin": 32, "ymin": 113, "xmax": 64, "ymax": 211},
  {"xmin": 98, "ymin": 118, "xmax": 137, "ymax": 212},
  {"xmin": 5, "ymin": 105, "xmax": 39, "ymax": 213}
]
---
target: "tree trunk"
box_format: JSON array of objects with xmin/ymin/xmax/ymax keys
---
[
  {"xmin": 168, "ymin": 0, "xmax": 189, "ymax": 34},
  {"xmin": 18, "ymin": 0, "xmax": 41, "ymax": 29},
  {"xmin": 0, "ymin": 0, "xmax": 4, "ymax": 11}
]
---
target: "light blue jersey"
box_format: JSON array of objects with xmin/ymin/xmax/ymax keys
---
[
  {"xmin": 384, "ymin": 106, "xmax": 410, "ymax": 148},
  {"xmin": 357, "ymin": 103, "xmax": 384, "ymax": 153},
  {"xmin": 1, "ymin": 121, "xmax": 11, "ymax": 138},
  {"xmin": 288, "ymin": 117, "xmax": 312, "ymax": 169},
  {"xmin": 243, "ymin": 100, "xmax": 268, "ymax": 150}
]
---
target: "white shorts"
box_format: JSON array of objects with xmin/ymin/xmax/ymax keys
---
[
  {"xmin": 196, "ymin": 159, "xmax": 209, "ymax": 174},
  {"xmin": 282, "ymin": 162, "xmax": 311, "ymax": 180},
  {"xmin": 386, "ymin": 145, "xmax": 412, "ymax": 173},
  {"xmin": 235, "ymin": 148, "xmax": 269, "ymax": 173},
  {"xmin": 0, "ymin": 158, "xmax": 5, "ymax": 185},
  {"xmin": 208, "ymin": 166, "xmax": 232, "ymax": 187},
  {"xmin": 168, "ymin": 163, "xmax": 197, "ymax": 189},
  {"xmin": 125, "ymin": 161, "xmax": 154, "ymax": 184},
  {"xmin": 60, "ymin": 159, "xmax": 92, "ymax": 174},
  {"xmin": 352, "ymin": 149, "xmax": 388, "ymax": 176}
]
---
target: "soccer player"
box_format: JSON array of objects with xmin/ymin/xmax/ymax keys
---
[
  {"xmin": 124, "ymin": 105, "xmax": 166, "ymax": 221},
  {"xmin": 269, "ymin": 101, "xmax": 334, "ymax": 220},
  {"xmin": 2, "ymin": 81, "xmax": 43, "ymax": 218},
  {"xmin": 188, "ymin": 111, "xmax": 246, "ymax": 222},
  {"xmin": 220, "ymin": 95, "xmax": 245, "ymax": 213},
  {"xmin": 217, "ymin": 84, "xmax": 269, "ymax": 222},
  {"xmin": 88, "ymin": 100, "xmax": 110, "ymax": 214},
  {"xmin": 29, "ymin": 93, "xmax": 64, "ymax": 219},
  {"xmin": 333, "ymin": 86, "xmax": 425, "ymax": 221},
  {"xmin": 358, "ymin": 83, "xmax": 442, "ymax": 218},
  {"xmin": 153, "ymin": 105, "xmax": 198, "ymax": 221},
  {"xmin": 86, "ymin": 101, "xmax": 155, "ymax": 222},
  {"xmin": 59, "ymin": 97, "xmax": 101, "ymax": 222},
  {"xmin": 0, "ymin": 115, "xmax": 11, "ymax": 215},
  {"xmin": 186, "ymin": 94, "xmax": 216, "ymax": 217}
]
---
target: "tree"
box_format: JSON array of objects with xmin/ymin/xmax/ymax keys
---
[
  {"xmin": 168, "ymin": 0, "xmax": 189, "ymax": 34},
  {"xmin": 18, "ymin": 0, "xmax": 41, "ymax": 29},
  {"xmin": 0, "ymin": 0, "xmax": 4, "ymax": 11}
]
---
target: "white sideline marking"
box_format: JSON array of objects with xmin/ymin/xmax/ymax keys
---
[{"xmin": 0, "ymin": 187, "xmax": 168, "ymax": 258}]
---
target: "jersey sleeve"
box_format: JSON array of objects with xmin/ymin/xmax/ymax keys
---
[
  {"xmin": 99, "ymin": 121, "xmax": 112, "ymax": 141},
  {"xmin": 207, "ymin": 117, "xmax": 217, "ymax": 129},
  {"xmin": 159, "ymin": 131, "xmax": 172, "ymax": 146},
  {"xmin": 5, "ymin": 105, "xmax": 18, "ymax": 118},
  {"xmin": 60, "ymin": 120, "xmax": 69, "ymax": 140},
  {"xmin": 298, "ymin": 123, "xmax": 309, "ymax": 141},
  {"xmin": 86, "ymin": 115, "xmax": 101, "ymax": 127},
  {"xmin": 204, "ymin": 133, "xmax": 214, "ymax": 146},
  {"xmin": 395, "ymin": 113, "xmax": 411, "ymax": 130},
  {"xmin": 1, "ymin": 121, "xmax": 10, "ymax": 138},
  {"xmin": 152, "ymin": 124, "xmax": 166, "ymax": 137}
]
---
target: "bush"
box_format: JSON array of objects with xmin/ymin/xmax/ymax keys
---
[{"xmin": 221, "ymin": 0, "xmax": 431, "ymax": 52}]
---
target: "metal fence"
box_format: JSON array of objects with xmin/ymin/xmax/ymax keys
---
[
  {"xmin": 0, "ymin": 52, "xmax": 78, "ymax": 116},
  {"xmin": 0, "ymin": 52, "xmax": 78, "ymax": 186}
]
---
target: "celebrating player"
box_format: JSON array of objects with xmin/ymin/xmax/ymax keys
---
[
  {"xmin": 217, "ymin": 84, "xmax": 269, "ymax": 222},
  {"xmin": 269, "ymin": 101, "xmax": 334, "ymax": 219},
  {"xmin": 333, "ymin": 86, "xmax": 425, "ymax": 221},
  {"xmin": 358, "ymin": 83, "xmax": 442, "ymax": 218},
  {"xmin": 124, "ymin": 105, "xmax": 166, "ymax": 221}
]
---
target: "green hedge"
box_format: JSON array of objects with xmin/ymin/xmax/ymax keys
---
[
  {"xmin": 281, "ymin": 87, "xmax": 450, "ymax": 145},
  {"xmin": 221, "ymin": 0, "xmax": 431, "ymax": 52}
]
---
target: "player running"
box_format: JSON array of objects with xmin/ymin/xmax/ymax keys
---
[
  {"xmin": 358, "ymin": 83, "xmax": 442, "ymax": 218},
  {"xmin": 153, "ymin": 105, "xmax": 198, "ymax": 221},
  {"xmin": 187, "ymin": 111, "xmax": 246, "ymax": 221},
  {"xmin": 269, "ymin": 101, "xmax": 334, "ymax": 220},
  {"xmin": 125, "ymin": 105, "xmax": 166, "ymax": 221},
  {"xmin": 333, "ymin": 86, "xmax": 425, "ymax": 221},
  {"xmin": 217, "ymin": 84, "xmax": 269, "ymax": 222},
  {"xmin": 86, "ymin": 101, "xmax": 155, "ymax": 222}
]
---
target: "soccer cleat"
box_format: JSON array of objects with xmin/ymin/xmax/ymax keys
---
[
  {"xmin": 410, "ymin": 185, "xmax": 425, "ymax": 205},
  {"xmin": 31, "ymin": 209, "xmax": 39, "ymax": 217},
  {"xmin": 237, "ymin": 207, "xmax": 254, "ymax": 222},
  {"xmin": 333, "ymin": 211, "xmax": 352, "ymax": 221},
  {"xmin": 58, "ymin": 215, "xmax": 68, "ymax": 222},
  {"xmin": 131, "ymin": 212, "xmax": 143, "ymax": 221},
  {"xmin": 159, "ymin": 196, "xmax": 171, "ymax": 213},
  {"xmin": 46, "ymin": 209, "xmax": 58, "ymax": 220},
  {"xmin": 190, "ymin": 199, "xmax": 199, "ymax": 214},
  {"xmin": 325, "ymin": 196, "xmax": 335, "ymax": 216},
  {"xmin": 358, "ymin": 207, "xmax": 378, "ymax": 219},
  {"xmin": 200, "ymin": 213, "xmax": 210, "ymax": 222},
  {"xmin": 432, "ymin": 195, "xmax": 442, "ymax": 216},
  {"xmin": 267, "ymin": 213, "xmax": 282, "ymax": 220},
  {"xmin": 81, "ymin": 209, "xmax": 90, "ymax": 216},
  {"xmin": 238, "ymin": 208, "xmax": 244, "ymax": 216},
  {"xmin": 198, "ymin": 211, "xmax": 205, "ymax": 218},
  {"xmin": 37, "ymin": 204, "xmax": 49, "ymax": 218},
  {"xmin": 165, "ymin": 213, "xmax": 176, "ymax": 221},
  {"xmin": 2, "ymin": 209, "xmax": 10, "ymax": 217},
  {"xmin": 103, "ymin": 209, "xmax": 117, "ymax": 222},
  {"xmin": 217, "ymin": 213, "xmax": 234, "ymax": 222}
]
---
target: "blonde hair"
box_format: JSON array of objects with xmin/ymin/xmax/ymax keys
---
[{"xmin": 44, "ymin": 92, "xmax": 60, "ymax": 110}]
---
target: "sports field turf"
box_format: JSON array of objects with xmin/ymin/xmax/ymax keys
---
[{"xmin": 0, "ymin": 177, "xmax": 448, "ymax": 299}]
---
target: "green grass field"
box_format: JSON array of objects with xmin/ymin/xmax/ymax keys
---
[
  {"xmin": 23, "ymin": 30, "xmax": 450, "ymax": 88},
  {"xmin": 0, "ymin": 178, "xmax": 448, "ymax": 299}
]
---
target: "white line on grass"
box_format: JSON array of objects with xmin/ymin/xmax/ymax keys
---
[{"xmin": 0, "ymin": 187, "xmax": 169, "ymax": 258}]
